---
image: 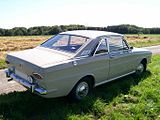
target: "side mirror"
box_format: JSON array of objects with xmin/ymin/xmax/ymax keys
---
[{"xmin": 130, "ymin": 46, "xmax": 133, "ymax": 49}]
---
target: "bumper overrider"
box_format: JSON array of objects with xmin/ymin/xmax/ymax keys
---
[{"xmin": 4, "ymin": 69, "xmax": 47, "ymax": 95}]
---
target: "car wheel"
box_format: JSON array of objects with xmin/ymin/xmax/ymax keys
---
[
  {"xmin": 135, "ymin": 62, "xmax": 146, "ymax": 76},
  {"xmin": 69, "ymin": 78, "xmax": 93, "ymax": 101}
]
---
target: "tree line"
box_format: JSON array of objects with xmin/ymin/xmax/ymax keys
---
[{"xmin": 0, "ymin": 24, "xmax": 160, "ymax": 36}]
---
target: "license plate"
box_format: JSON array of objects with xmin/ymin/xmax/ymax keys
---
[{"xmin": 15, "ymin": 69, "xmax": 30, "ymax": 82}]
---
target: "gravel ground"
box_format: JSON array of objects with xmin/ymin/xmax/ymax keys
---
[
  {"xmin": 143, "ymin": 45, "xmax": 160, "ymax": 54},
  {"xmin": 0, "ymin": 70, "xmax": 26, "ymax": 94},
  {"xmin": 0, "ymin": 45, "xmax": 160, "ymax": 95}
]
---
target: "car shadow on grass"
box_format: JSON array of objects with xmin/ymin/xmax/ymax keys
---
[{"xmin": 0, "ymin": 71, "xmax": 151, "ymax": 120}]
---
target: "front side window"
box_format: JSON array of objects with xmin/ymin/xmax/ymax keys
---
[
  {"xmin": 95, "ymin": 38, "xmax": 108, "ymax": 55},
  {"xmin": 108, "ymin": 37, "xmax": 124, "ymax": 52},
  {"xmin": 41, "ymin": 34, "xmax": 88, "ymax": 53}
]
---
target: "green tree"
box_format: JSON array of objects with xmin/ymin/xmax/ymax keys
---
[
  {"xmin": 48, "ymin": 26, "xmax": 62, "ymax": 35},
  {"xmin": 12, "ymin": 27, "xmax": 27, "ymax": 36},
  {"xmin": 5, "ymin": 29, "xmax": 14, "ymax": 36},
  {"xmin": 0, "ymin": 28, "xmax": 5, "ymax": 36}
]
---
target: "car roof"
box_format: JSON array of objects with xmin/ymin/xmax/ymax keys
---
[{"xmin": 59, "ymin": 30, "xmax": 123, "ymax": 39}]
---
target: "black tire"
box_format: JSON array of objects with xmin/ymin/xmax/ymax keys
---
[
  {"xmin": 68, "ymin": 78, "xmax": 93, "ymax": 101},
  {"xmin": 134, "ymin": 62, "xmax": 146, "ymax": 76}
]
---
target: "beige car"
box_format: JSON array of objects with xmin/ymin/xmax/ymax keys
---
[{"xmin": 5, "ymin": 30, "xmax": 152, "ymax": 101}]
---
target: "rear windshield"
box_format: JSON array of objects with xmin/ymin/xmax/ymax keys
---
[{"xmin": 41, "ymin": 34, "xmax": 89, "ymax": 53}]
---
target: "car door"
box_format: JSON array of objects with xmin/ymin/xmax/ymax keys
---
[
  {"xmin": 92, "ymin": 37, "xmax": 110, "ymax": 84},
  {"xmin": 76, "ymin": 37, "xmax": 110, "ymax": 85},
  {"xmin": 108, "ymin": 36, "xmax": 135, "ymax": 79}
]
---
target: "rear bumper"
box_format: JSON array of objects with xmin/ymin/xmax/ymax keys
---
[{"xmin": 4, "ymin": 69, "xmax": 47, "ymax": 95}]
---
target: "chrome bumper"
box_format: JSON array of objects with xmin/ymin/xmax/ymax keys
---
[{"xmin": 4, "ymin": 69, "xmax": 47, "ymax": 95}]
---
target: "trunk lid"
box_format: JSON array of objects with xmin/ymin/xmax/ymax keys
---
[{"xmin": 6, "ymin": 47, "xmax": 73, "ymax": 68}]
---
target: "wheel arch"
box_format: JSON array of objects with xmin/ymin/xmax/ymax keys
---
[
  {"xmin": 141, "ymin": 58, "xmax": 147, "ymax": 65},
  {"xmin": 68, "ymin": 74, "xmax": 95, "ymax": 95},
  {"xmin": 80, "ymin": 75, "xmax": 95, "ymax": 87}
]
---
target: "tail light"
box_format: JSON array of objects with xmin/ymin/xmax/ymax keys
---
[{"xmin": 32, "ymin": 73, "xmax": 43, "ymax": 80}]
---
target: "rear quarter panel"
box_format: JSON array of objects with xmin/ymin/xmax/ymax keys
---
[{"xmin": 40, "ymin": 55, "xmax": 109, "ymax": 98}]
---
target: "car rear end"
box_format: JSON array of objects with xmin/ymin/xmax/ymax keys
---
[
  {"xmin": 4, "ymin": 46, "xmax": 73, "ymax": 98},
  {"xmin": 5, "ymin": 53, "xmax": 48, "ymax": 95},
  {"xmin": 5, "ymin": 70, "xmax": 47, "ymax": 95}
]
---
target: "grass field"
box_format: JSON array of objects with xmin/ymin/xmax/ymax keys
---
[
  {"xmin": 0, "ymin": 55, "xmax": 159, "ymax": 120},
  {"xmin": 0, "ymin": 36, "xmax": 51, "ymax": 69},
  {"xmin": 127, "ymin": 34, "xmax": 160, "ymax": 47},
  {"xmin": 0, "ymin": 36, "xmax": 51, "ymax": 52},
  {"xmin": 0, "ymin": 34, "xmax": 160, "ymax": 69}
]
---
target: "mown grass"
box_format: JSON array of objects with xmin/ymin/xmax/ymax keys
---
[
  {"xmin": 0, "ymin": 36, "xmax": 51, "ymax": 52},
  {"xmin": 126, "ymin": 34, "xmax": 160, "ymax": 47},
  {"xmin": 0, "ymin": 55, "xmax": 160, "ymax": 120},
  {"xmin": 130, "ymin": 40, "xmax": 160, "ymax": 48},
  {"xmin": 0, "ymin": 36, "xmax": 51, "ymax": 69}
]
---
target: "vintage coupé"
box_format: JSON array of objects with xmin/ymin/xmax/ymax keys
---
[{"xmin": 5, "ymin": 30, "xmax": 152, "ymax": 101}]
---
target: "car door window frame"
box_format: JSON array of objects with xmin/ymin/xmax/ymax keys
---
[
  {"xmin": 108, "ymin": 36, "xmax": 131, "ymax": 54},
  {"xmin": 122, "ymin": 39, "xmax": 130, "ymax": 50},
  {"xmin": 108, "ymin": 36, "xmax": 123, "ymax": 53},
  {"xmin": 93, "ymin": 37, "xmax": 108, "ymax": 56}
]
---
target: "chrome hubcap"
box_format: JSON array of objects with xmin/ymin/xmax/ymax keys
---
[
  {"xmin": 136, "ymin": 63, "xmax": 144, "ymax": 73},
  {"xmin": 76, "ymin": 82, "xmax": 89, "ymax": 99}
]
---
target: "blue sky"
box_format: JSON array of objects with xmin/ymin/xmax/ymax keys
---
[{"xmin": 0, "ymin": 0, "xmax": 160, "ymax": 28}]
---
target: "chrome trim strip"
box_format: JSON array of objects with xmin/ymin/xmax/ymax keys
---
[
  {"xmin": 93, "ymin": 39, "xmax": 102, "ymax": 56},
  {"xmin": 75, "ymin": 55, "xmax": 89, "ymax": 60},
  {"xmin": 95, "ymin": 71, "xmax": 135, "ymax": 87},
  {"xmin": 106, "ymin": 37, "xmax": 110, "ymax": 53},
  {"xmin": 5, "ymin": 69, "xmax": 47, "ymax": 95}
]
